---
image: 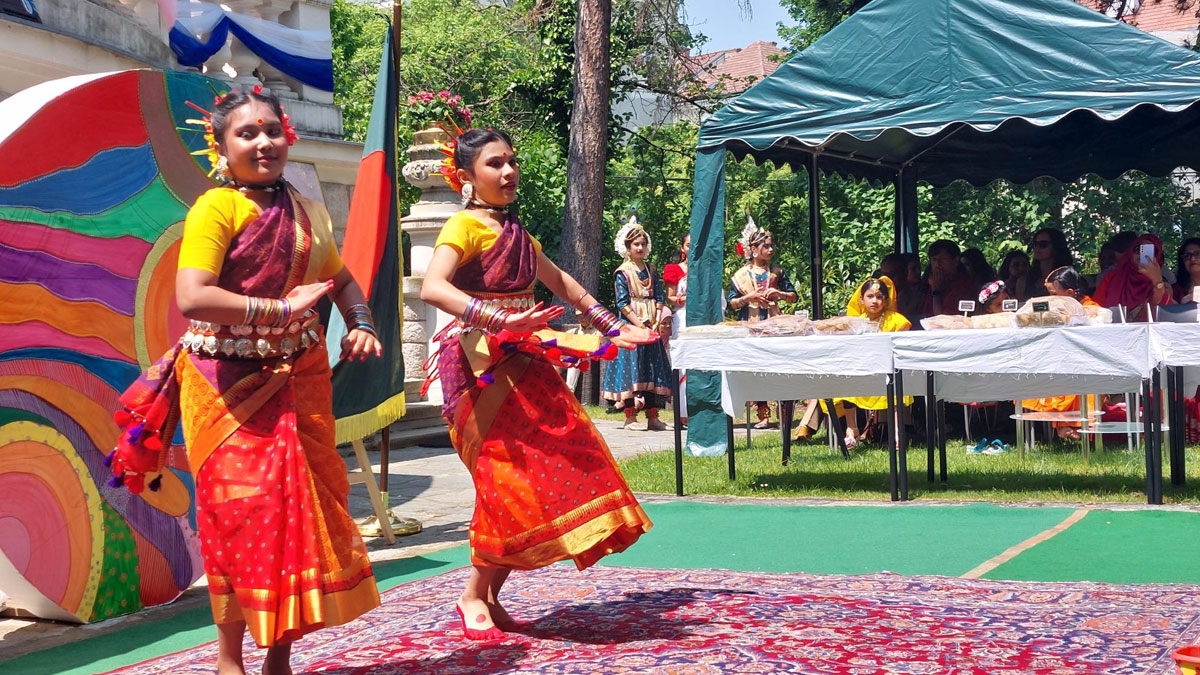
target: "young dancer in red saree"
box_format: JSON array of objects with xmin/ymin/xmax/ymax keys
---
[
  {"xmin": 421, "ymin": 128, "xmax": 654, "ymax": 640},
  {"xmin": 109, "ymin": 90, "xmax": 381, "ymax": 674}
]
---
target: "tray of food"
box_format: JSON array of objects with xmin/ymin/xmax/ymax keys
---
[
  {"xmin": 1014, "ymin": 296, "xmax": 1088, "ymax": 328},
  {"xmin": 920, "ymin": 314, "xmax": 973, "ymax": 330},
  {"xmin": 747, "ymin": 314, "xmax": 814, "ymax": 337}
]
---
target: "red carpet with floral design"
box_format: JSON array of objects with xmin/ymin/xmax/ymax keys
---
[{"xmin": 106, "ymin": 565, "xmax": 1200, "ymax": 674}]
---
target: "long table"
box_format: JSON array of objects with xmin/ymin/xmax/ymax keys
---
[
  {"xmin": 672, "ymin": 332, "xmax": 914, "ymax": 500},
  {"xmin": 673, "ymin": 323, "xmax": 1168, "ymax": 504}
]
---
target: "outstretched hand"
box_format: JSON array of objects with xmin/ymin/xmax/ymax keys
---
[
  {"xmin": 611, "ymin": 323, "xmax": 659, "ymax": 349},
  {"xmin": 285, "ymin": 280, "xmax": 336, "ymax": 316},
  {"xmin": 340, "ymin": 328, "xmax": 382, "ymax": 362},
  {"xmin": 503, "ymin": 302, "xmax": 564, "ymax": 333}
]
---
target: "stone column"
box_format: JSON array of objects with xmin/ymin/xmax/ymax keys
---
[{"xmin": 400, "ymin": 127, "xmax": 460, "ymax": 403}]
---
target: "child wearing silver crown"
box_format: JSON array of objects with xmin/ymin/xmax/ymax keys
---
[
  {"xmin": 601, "ymin": 216, "xmax": 675, "ymax": 430},
  {"xmin": 728, "ymin": 217, "xmax": 798, "ymax": 428}
]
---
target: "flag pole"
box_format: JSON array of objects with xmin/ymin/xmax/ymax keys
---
[{"xmin": 377, "ymin": 1, "xmax": 402, "ymax": 495}]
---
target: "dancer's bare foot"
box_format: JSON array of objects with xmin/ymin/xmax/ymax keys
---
[
  {"xmin": 488, "ymin": 600, "xmax": 522, "ymax": 631},
  {"xmin": 262, "ymin": 643, "xmax": 292, "ymax": 675},
  {"xmin": 457, "ymin": 596, "xmax": 504, "ymax": 640},
  {"xmin": 216, "ymin": 658, "xmax": 246, "ymax": 675}
]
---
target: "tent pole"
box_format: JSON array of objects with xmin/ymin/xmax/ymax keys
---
[
  {"xmin": 807, "ymin": 154, "xmax": 823, "ymax": 319},
  {"xmin": 895, "ymin": 167, "xmax": 918, "ymax": 254}
]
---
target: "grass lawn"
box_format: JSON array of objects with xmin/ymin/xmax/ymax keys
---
[{"xmin": 617, "ymin": 430, "xmax": 1200, "ymax": 503}]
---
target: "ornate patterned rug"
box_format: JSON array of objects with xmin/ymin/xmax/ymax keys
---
[{"xmin": 106, "ymin": 565, "xmax": 1200, "ymax": 674}]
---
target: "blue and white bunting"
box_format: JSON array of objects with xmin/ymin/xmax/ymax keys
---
[{"xmin": 170, "ymin": 2, "xmax": 333, "ymax": 91}]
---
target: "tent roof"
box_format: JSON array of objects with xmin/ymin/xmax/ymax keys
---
[{"xmin": 698, "ymin": 0, "xmax": 1200, "ymax": 186}]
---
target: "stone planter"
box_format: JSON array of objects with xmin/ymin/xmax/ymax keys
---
[{"xmin": 401, "ymin": 126, "xmax": 461, "ymax": 277}]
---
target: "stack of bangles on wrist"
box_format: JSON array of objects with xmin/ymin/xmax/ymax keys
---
[
  {"xmin": 583, "ymin": 303, "xmax": 623, "ymax": 337},
  {"xmin": 462, "ymin": 297, "xmax": 510, "ymax": 333},
  {"xmin": 244, "ymin": 296, "xmax": 292, "ymax": 327},
  {"xmin": 344, "ymin": 303, "xmax": 378, "ymax": 336}
]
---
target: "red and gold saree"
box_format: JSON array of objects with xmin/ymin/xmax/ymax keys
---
[
  {"xmin": 434, "ymin": 213, "xmax": 652, "ymax": 570},
  {"xmin": 116, "ymin": 188, "xmax": 379, "ymax": 647}
]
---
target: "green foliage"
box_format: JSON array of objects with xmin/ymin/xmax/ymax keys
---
[{"xmin": 332, "ymin": 0, "xmax": 1200, "ymax": 318}]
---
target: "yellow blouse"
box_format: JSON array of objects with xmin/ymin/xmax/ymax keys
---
[
  {"xmin": 178, "ymin": 187, "xmax": 344, "ymax": 283},
  {"xmin": 434, "ymin": 211, "xmax": 542, "ymax": 264}
]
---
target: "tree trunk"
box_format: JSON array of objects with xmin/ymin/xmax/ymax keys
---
[{"xmin": 559, "ymin": 0, "xmax": 611, "ymax": 322}]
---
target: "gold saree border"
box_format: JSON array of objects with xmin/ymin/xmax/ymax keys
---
[
  {"xmin": 209, "ymin": 571, "xmax": 379, "ymax": 648},
  {"xmin": 471, "ymin": 502, "xmax": 652, "ymax": 571}
]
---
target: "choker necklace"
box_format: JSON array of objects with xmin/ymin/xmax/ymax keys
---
[
  {"xmin": 466, "ymin": 198, "xmax": 510, "ymax": 215},
  {"xmin": 228, "ymin": 178, "xmax": 284, "ymax": 194}
]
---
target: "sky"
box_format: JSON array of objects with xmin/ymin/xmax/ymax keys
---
[{"xmin": 681, "ymin": 0, "xmax": 793, "ymax": 53}]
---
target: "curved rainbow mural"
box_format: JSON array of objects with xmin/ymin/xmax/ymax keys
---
[{"xmin": 0, "ymin": 70, "xmax": 226, "ymax": 622}]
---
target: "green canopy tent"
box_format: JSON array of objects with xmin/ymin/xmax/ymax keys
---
[{"xmin": 685, "ymin": 0, "xmax": 1200, "ymax": 456}]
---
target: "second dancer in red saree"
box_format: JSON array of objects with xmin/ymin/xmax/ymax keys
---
[{"xmin": 421, "ymin": 128, "xmax": 654, "ymax": 640}]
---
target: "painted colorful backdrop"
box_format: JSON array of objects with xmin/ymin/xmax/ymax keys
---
[{"xmin": 0, "ymin": 70, "xmax": 227, "ymax": 622}]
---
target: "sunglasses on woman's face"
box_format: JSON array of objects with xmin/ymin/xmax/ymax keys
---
[{"xmin": 1032, "ymin": 240, "xmax": 1052, "ymax": 249}]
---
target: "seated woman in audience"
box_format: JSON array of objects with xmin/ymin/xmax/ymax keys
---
[
  {"xmin": 1094, "ymin": 233, "xmax": 1173, "ymax": 321},
  {"xmin": 1172, "ymin": 237, "xmax": 1200, "ymax": 303},
  {"xmin": 833, "ymin": 277, "xmax": 911, "ymax": 448},
  {"xmin": 1027, "ymin": 228, "xmax": 1075, "ymax": 298},
  {"xmin": 999, "ymin": 250, "xmax": 1032, "ymax": 302},
  {"xmin": 1022, "ymin": 266, "xmax": 1097, "ymax": 441},
  {"xmin": 961, "ymin": 248, "xmax": 997, "ymax": 291}
]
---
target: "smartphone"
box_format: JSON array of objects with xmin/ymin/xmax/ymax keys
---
[{"xmin": 1139, "ymin": 243, "xmax": 1155, "ymax": 267}]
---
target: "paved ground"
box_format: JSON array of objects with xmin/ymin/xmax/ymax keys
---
[{"xmin": 0, "ymin": 420, "xmax": 679, "ymax": 661}]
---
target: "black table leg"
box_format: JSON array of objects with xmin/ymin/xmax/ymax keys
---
[
  {"xmin": 825, "ymin": 399, "xmax": 850, "ymax": 459},
  {"xmin": 1152, "ymin": 369, "xmax": 1164, "ymax": 504},
  {"xmin": 672, "ymin": 369, "xmax": 683, "ymax": 497},
  {"xmin": 1143, "ymin": 379, "xmax": 1158, "ymax": 505},
  {"xmin": 1169, "ymin": 366, "xmax": 1186, "ymax": 486},
  {"xmin": 886, "ymin": 375, "xmax": 898, "ymax": 502},
  {"xmin": 938, "ymin": 399, "xmax": 948, "ymax": 482},
  {"xmin": 726, "ymin": 415, "xmax": 736, "ymax": 481},
  {"xmin": 896, "ymin": 369, "xmax": 909, "ymax": 501},
  {"xmin": 926, "ymin": 372, "xmax": 937, "ymax": 483},
  {"xmin": 781, "ymin": 400, "xmax": 794, "ymax": 466}
]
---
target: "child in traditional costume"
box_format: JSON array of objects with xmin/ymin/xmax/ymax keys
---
[
  {"xmin": 727, "ymin": 218, "xmax": 798, "ymax": 428},
  {"xmin": 601, "ymin": 216, "xmax": 674, "ymax": 430},
  {"xmin": 834, "ymin": 277, "xmax": 912, "ymax": 448},
  {"xmin": 663, "ymin": 232, "xmax": 690, "ymax": 427},
  {"xmin": 420, "ymin": 128, "xmax": 654, "ymax": 640},
  {"xmin": 107, "ymin": 89, "xmax": 382, "ymax": 674}
]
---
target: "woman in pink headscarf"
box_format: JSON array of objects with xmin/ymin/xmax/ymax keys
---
[{"xmin": 1094, "ymin": 233, "xmax": 1174, "ymax": 322}]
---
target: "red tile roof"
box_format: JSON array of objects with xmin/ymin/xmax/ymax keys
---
[
  {"xmin": 687, "ymin": 40, "xmax": 789, "ymax": 94},
  {"xmin": 1079, "ymin": 0, "xmax": 1197, "ymax": 32}
]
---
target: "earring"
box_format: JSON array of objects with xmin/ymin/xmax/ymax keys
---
[
  {"xmin": 215, "ymin": 156, "xmax": 230, "ymax": 182},
  {"xmin": 461, "ymin": 182, "xmax": 474, "ymax": 207}
]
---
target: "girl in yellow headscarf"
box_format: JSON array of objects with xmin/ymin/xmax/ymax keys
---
[{"xmin": 837, "ymin": 276, "xmax": 911, "ymax": 448}]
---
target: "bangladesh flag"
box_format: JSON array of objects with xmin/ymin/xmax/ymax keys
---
[{"xmin": 329, "ymin": 28, "xmax": 405, "ymax": 442}]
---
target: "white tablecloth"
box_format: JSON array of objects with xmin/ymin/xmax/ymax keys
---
[
  {"xmin": 1150, "ymin": 323, "xmax": 1200, "ymax": 393},
  {"xmin": 892, "ymin": 324, "xmax": 1154, "ymax": 402},
  {"xmin": 672, "ymin": 333, "xmax": 920, "ymax": 416}
]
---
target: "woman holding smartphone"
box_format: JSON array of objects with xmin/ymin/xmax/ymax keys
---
[{"xmin": 1094, "ymin": 233, "xmax": 1173, "ymax": 322}]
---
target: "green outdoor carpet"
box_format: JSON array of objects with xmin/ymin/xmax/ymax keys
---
[
  {"xmin": 600, "ymin": 501, "xmax": 1075, "ymax": 576},
  {"xmin": 6, "ymin": 501, "xmax": 1199, "ymax": 674},
  {"xmin": 2, "ymin": 547, "xmax": 471, "ymax": 675},
  {"xmin": 984, "ymin": 509, "xmax": 1200, "ymax": 584}
]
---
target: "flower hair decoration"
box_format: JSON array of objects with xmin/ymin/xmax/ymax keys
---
[
  {"xmin": 614, "ymin": 214, "xmax": 651, "ymax": 258},
  {"xmin": 184, "ymin": 85, "xmax": 298, "ymax": 178},
  {"xmin": 737, "ymin": 215, "xmax": 769, "ymax": 259},
  {"xmin": 438, "ymin": 131, "xmax": 464, "ymax": 194}
]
